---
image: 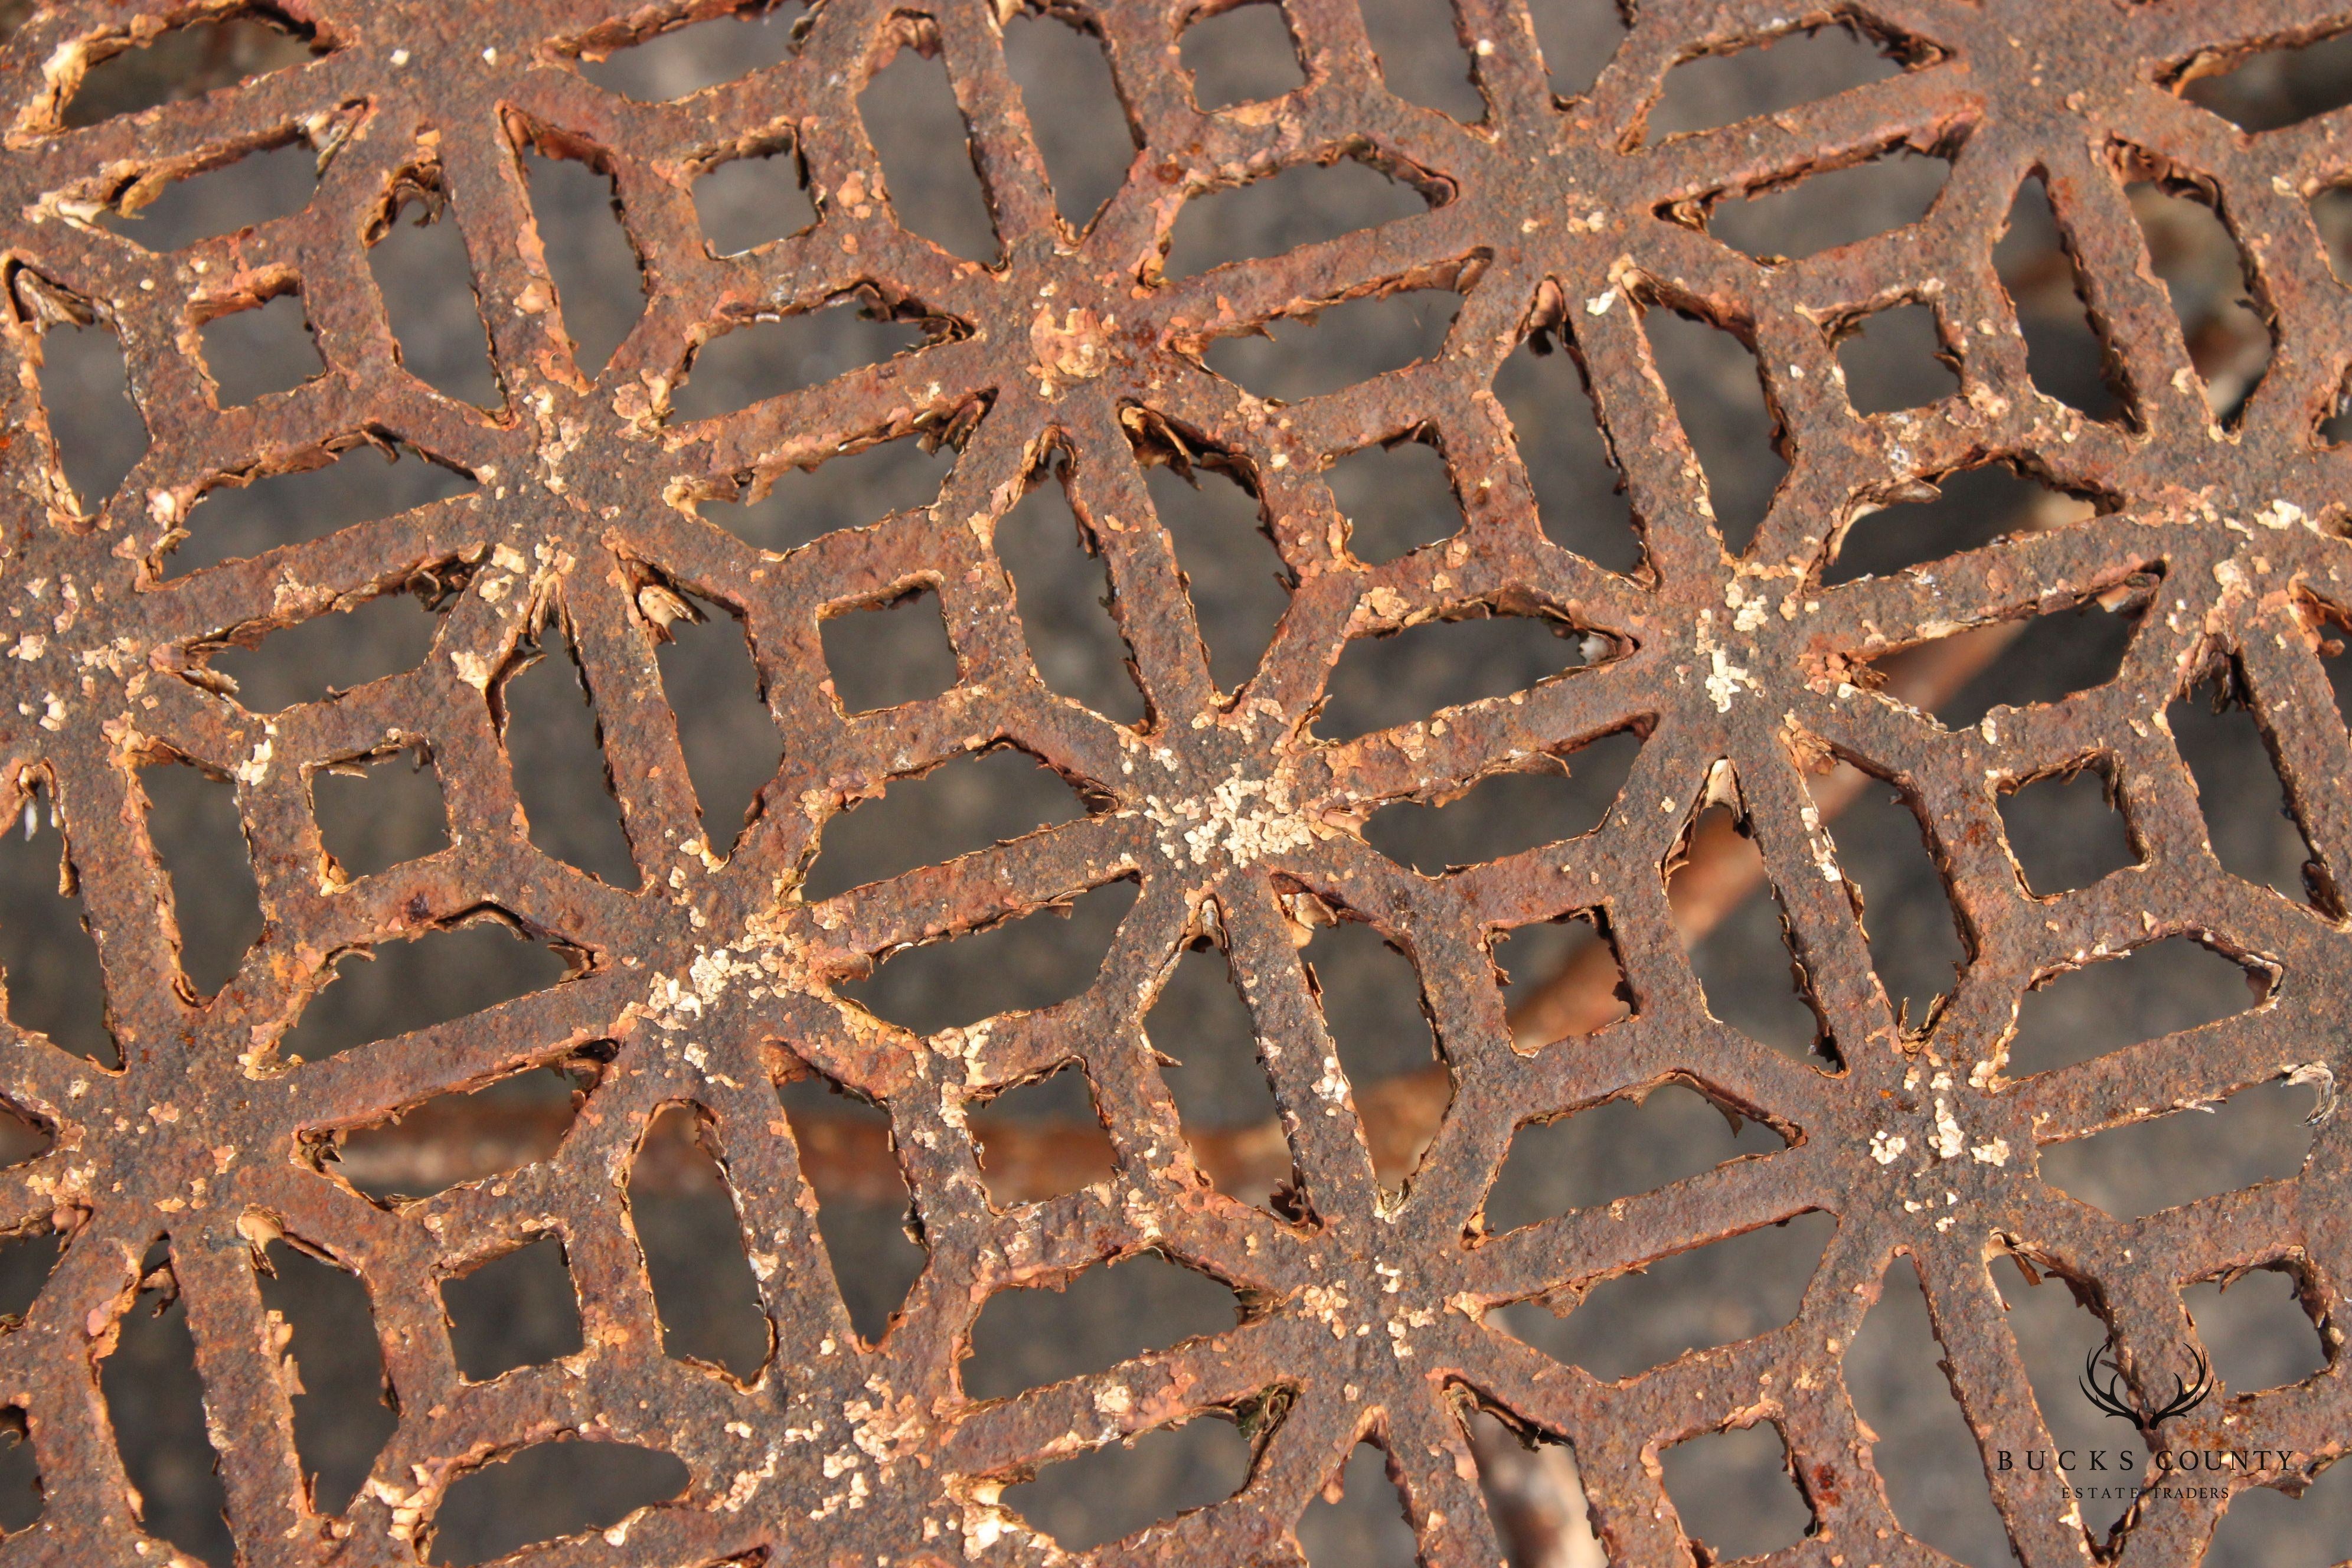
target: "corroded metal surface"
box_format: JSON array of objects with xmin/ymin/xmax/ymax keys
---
[{"xmin": 0, "ymin": 2, "xmax": 2349, "ymax": 1566}]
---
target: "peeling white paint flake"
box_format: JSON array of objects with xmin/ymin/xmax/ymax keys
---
[
  {"xmin": 1585, "ymin": 288, "xmax": 1618, "ymax": 316},
  {"xmin": 449, "ymin": 649, "xmax": 495, "ymax": 689},
  {"xmin": 231, "ymin": 724, "xmax": 279, "ymax": 786},
  {"xmin": 2252, "ymin": 498, "xmax": 2308, "ymax": 532},
  {"xmin": 1930, "ymin": 1096, "xmax": 1966, "ymax": 1161},
  {"xmin": 1870, "ymin": 1131, "xmax": 1907, "ymax": 1165},
  {"xmin": 1969, "ymin": 1138, "xmax": 2010, "ymax": 1166},
  {"xmin": 1141, "ymin": 762, "xmax": 1319, "ymax": 867}
]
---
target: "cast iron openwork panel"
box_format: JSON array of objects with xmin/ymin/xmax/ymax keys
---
[{"xmin": 0, "ymin": 1, "xmax": 2347, "ymax": 1564}]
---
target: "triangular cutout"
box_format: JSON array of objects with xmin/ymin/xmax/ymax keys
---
[
  {"xmin": 1849, "ymin": 1257, "xmax": 2014, "ymax": 1565},
  {"xmin": 860, "ymin": 19, "xmax": 1000, "ymax": 263},
  {"xmin": 628, "ymin": 1105, "xmax": 770, "ymax": 1381},
  {"xmin": 102, "ymin": 1241, "xmax": 232, "ymax": 1566},
  {"xmin": 1665, "ymin": 772, "xmax": 1834, "ymax": 1069},
  {"xmin": 772, "ymin": 1057, "xmax": 924, "ymax": 1347},
  {"xmin": 995, "ymin": 464, "xmax": 1146, "ymax": 725},
  {"xmin": 1995, "ymin": 175, "xmax": 2130, "ymax": 423},
  {"xmin": 253, "ymin": 1237, "xmax": 395, "ymax": 1517},
  {"xmin": 1493, "ymin": 312, "xmax": 1641, "ymax": 574},
  {"xmin": 0, "ymin": 780, "xmax": 115, "ymax": 1067},
  {"xmin": 517, "ymin": 141, "xmax": 645, "ymax": 377},
  {"xmin": 496, "ymin": 617, "xmax": 639, "ymax": 888},
  {"xmin": 1149, "ymin": 940, "xmax": 1291, "ymax": 1213},
  {"xmin": 642, "ymin": 582, "xmax": 783, "ymax": 859},
  {"xmin": 1297, "ymin": 1440, "xmax": 1418, "ymax": 1563}
]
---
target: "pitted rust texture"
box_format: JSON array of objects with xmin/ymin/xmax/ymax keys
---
[{"xmin": 0, "ymin": 1, "xmax": 2347, "ymax": 1564}]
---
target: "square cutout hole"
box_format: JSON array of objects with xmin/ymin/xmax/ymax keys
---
[
  {"xmin": 442, "ymin": 1234, "xmax": 583, "ymax": 1381},
  {"xmin": 1181, "ymin": 2, "xmax": 1304, "ymax": 110},
  {"xmin": 1660, "ymin": 1422, "xmax": 1812, "ymax": 1560},
  {"xmin": 820, "ymin": 586, "xmax": 959, "ymax": 713},
  {"xmin": 200, "ymin": 292, "xmax": 322, "ymax": 404},
  {"xmin": 1835, "ymin": 301, "xmax": 1956, "ymax": 413},
  {"xmin": 313, "ymin": 745, "xmax": 450, "ymax": 878},
  {"xmin": 1998, "ymin": 762, "xmax": 2138, "ymax": 896}
]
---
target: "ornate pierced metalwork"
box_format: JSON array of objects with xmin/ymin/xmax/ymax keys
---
[{"xmin": 0, "ymin": 1, "xmax": 2348, "ymax": 1564}]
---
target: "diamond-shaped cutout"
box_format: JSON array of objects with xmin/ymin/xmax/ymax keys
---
[
  {"xmin": 2183, "ymin": 1263, "xmax": 2328, "ymax": 1394},
  {"xmin": 1484, "ymin": 1081, "xmax": 1783, "ymax": 1236},
  {"xmin": 2006, "ymin": 935, "xmax": 2269, "ymax": 1077},
  {"xmin": 965, "ymin": 1251, "xmax": 1239, "ymax": 1400},
  {"xmin": 1497, "ymin": 1213, "xmax": 1834, "ymax": 1379},
  {"xmin": 280, "ymin": 916, "xmax": 580, "ymax": 1065},
  {"xmin": 1180, "ymin": 2, "xmax": 1303, "ymax": 110},
  {"xmin": 321, "ymin": 1055, "xmax": 600, "ymax": 1203},
  {"xmin": 693, "ymin": 143, "xmax": 816, "ymax": 254},
  {"xmin": 1492, "ymin": 911, "xmax": 1632, "ymax": 1050},
  {"xmin": 1831, "ymin": 299, "xmax": 1956, "ymax": 412},
  {"xmin": 773, "ymin": 1057, "xmax": 924, "ymax": 1347},
  {"xmin": 443, "ymin": 1234, "xmax": 582, "ymax": 1381}
]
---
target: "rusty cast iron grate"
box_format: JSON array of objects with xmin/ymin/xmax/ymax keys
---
[{"xmin": 0, "ymin": 0, "xmax": 2348, "ymax": 1564}]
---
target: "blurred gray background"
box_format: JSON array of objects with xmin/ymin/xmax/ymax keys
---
[{"xmin": 4, "ymin": 4, "xmax": 2350, "ymax": 1566}]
